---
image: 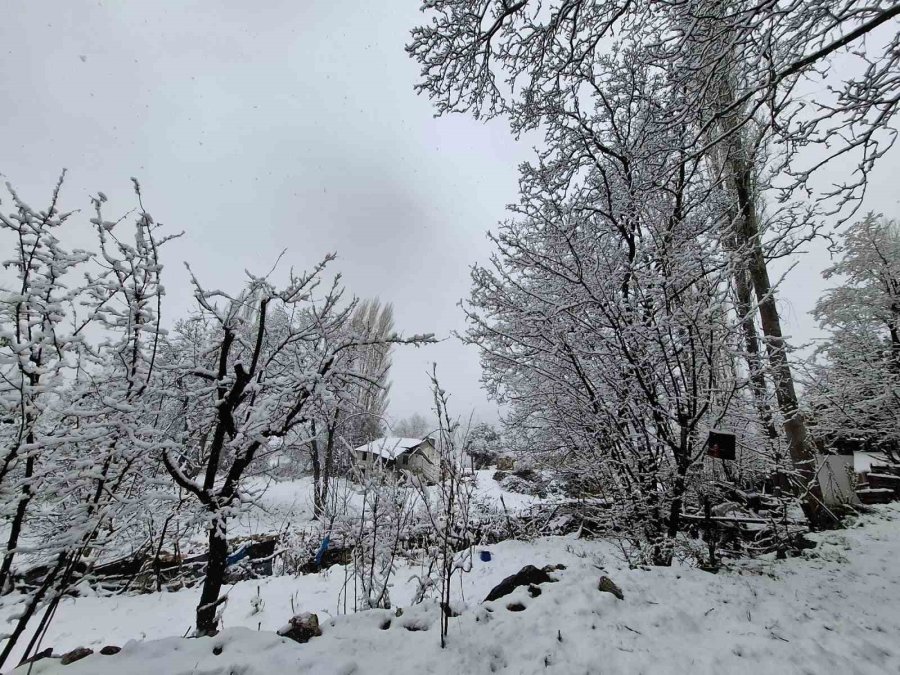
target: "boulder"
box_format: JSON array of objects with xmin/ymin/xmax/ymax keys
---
[
  {"xmin": 60, "ymin": 647, "xmax": 93, "ymax": 665},
  {"xmin": 484, "ymin": 564, "xmax": 556, "ymax": 602},
  {"xmin": 277, "ymin": 612, "xmax": 322, "ymax": 644},
  {"xmin": 496, "ymin": 456, "xmax": 515, "ymax": 471},
  {"xmin": 597, "ymin": 576, "xmax": 624, "ymax": 600}
]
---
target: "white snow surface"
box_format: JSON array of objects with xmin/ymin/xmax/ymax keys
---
[
  {"xmin": 12, "ymin": 504, "xmax": 900, "ymax": 675},
  {"xmin": 353, "ymin": 437, "xmax": 429, "ymax": 460},
  {"xmin": 231, "ymin": 469, "xmax": 541, "ymax": 539},
  {"xmin": 854, "ymin": 451, "xmax": 890, "ymax": 474}
]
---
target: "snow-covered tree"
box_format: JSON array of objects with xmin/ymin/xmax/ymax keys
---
[
  {"xmin": 464, "ymin": 422, "xmax": 503, "ymax": 468},
  {"xmin": 0, "ymin": 174, "xmax": 88, "ymax": 597},
  {"xmin": 156, "ymin": 260, "xmax": 431, "ymax": 634},
  {"xmin": 306, "ymin": 297, "xmax": 397, "ymax": 518},
  {"xmin": 455, "ymin": 52, "xmax": 768, "ymax": 562},
  {"xmin": 408, "ymin": 0, "xmax": 898, "ymax": 210},
  {"xmin": 346, "ymin": 298, "xmax": 395, "ymax": 445},
  {"xmin": 0, "ymin": 177, "xmax": 175, "ymax": 667},
  {"xmin": 407, "ymin": 0, "xmax": 900, "ymax": 525},
  {"xmin": 808, "ymin": 215, "xmax": 900, "ymax": 460},
  {"xmin": 392, "ymin": 412, "xmax": 432, "ymax": 439}
]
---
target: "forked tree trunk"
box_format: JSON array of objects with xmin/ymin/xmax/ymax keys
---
[{"xmin": 310, "ymin": 414, "xmax": 338, "ymax": 520}]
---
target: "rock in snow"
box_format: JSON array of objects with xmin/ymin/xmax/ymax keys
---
[
  {"xmin": 59, "ymin": 647, "xmax": 93, "ymax": 665},
  {"xmin": 276, "ymin": 612, "xmax": 322, "ymax": 644},
  {"xmin": 483, "ymin": 564, "xmax": 557, "ymax": 602},
  {"xmin": 597, "ymin": 575, "xmax": 624, "ymax": 600}
]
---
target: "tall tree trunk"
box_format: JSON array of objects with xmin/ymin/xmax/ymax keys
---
[
  {"xmin": 310, "ymin": 421, "xmax": 323, "ymax": 519},
  {"xmin": 196, "ymin": 513, "xmax": 228, "ymax": 635},
  {"xmin": 732, "ymin": 261, "xmax": 784, "ymax": 447},
  {"xmin": 322, "ymin": 418, "xmax": 337, "ymax": 514},
  {"xmin": 888, "ymin": 318, "xmax": 900, "ymax": 374},
  {"xmin": 730, "ymin": 162, "xmax": 829, "ymax": 525},
  {"xmin": 704, "ymin": 37, "xmax": 831, "ymax": 524},
  {"xmin": 731, "ymin": 260, "xmax": 795, "ymax": 498}
]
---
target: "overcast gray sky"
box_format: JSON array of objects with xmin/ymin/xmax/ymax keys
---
[{"xmin": 2, "ymin": 2, "xmax": 898, "ymax": 423}]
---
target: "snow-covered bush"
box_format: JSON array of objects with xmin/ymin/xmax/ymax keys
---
[
  {"xmin": 344, "ymin": 461, "xmax": 417, "ymax": 611},
  {"xmin": 464, "ymin": 422, "xmax": 504, "ymax": 469},
  {"xmin": 409, "ymin": 369, "xmax": 476, "ymax": 648}
]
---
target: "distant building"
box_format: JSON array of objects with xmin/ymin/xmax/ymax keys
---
[{"xmin": 352, "ymin": 437, "xmax": 440, "ymax": 484}]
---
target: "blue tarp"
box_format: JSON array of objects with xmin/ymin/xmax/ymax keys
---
[
  {"xmin": 314, "ymin": 534, "xmax": 331, "ymax": 567},
  {"xmin": 226, "ymin": 545, "xmax": 248, "ymax": 567}
]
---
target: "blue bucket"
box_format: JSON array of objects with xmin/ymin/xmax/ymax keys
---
[{"xmin": 479, "ymin": 550, "xmax": 492, "ymax": 562}]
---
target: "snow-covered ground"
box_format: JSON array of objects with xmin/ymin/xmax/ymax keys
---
[
  {"xmin": 231, "ymin": 469, "xmax": 543, "ymax": 538},
  {"xmin": 2, "ymin": 469, "xmax": 544, "ymax": 664},
  {"xmin": 12, "ymin": 504, "xmax": 900, "ymax": 674}
]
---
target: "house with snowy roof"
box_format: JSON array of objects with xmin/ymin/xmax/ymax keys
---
[{"xmin": 352, "ymin": 437, "xmax": 440, "ymax": 484}]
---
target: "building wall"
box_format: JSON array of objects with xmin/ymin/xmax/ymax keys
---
[
  {"xmin": 818, "ymin": 454, "xmax": 860, "ymax": 505},
  {"xmin": 353, "ymin": 450, "xmax": 376, "ymax": 473},
  {"xmin": 352, "ymin": 442, "xmax": 440, "ymax": 484},
  {"xmin": 407, "ymin": 443, "xmax": 440, "ymax": 484}
]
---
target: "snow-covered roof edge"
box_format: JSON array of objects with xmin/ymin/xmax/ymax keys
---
[{"xmin": 354, "ymin": 437, "xmax": 433, "ymax": 460}]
